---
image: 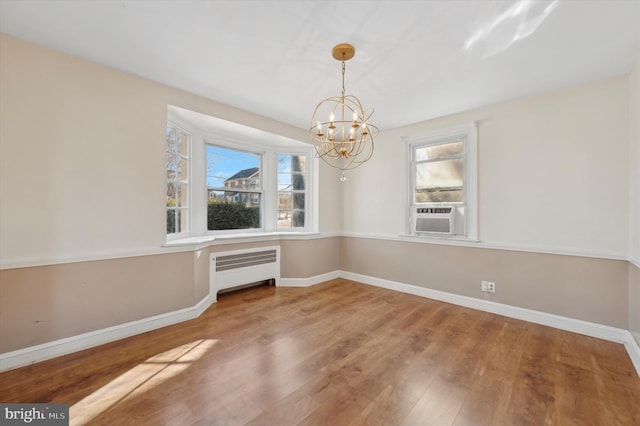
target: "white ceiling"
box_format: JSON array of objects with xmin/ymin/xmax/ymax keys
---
[{"xmin": 1, "ymin": 0, "xmax": 639, "ymax": 131}]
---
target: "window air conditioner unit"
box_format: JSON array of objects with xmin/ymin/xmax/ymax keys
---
[{"xmin": 413, "ymin": 206, "xmax": 454, "ymax": 235}]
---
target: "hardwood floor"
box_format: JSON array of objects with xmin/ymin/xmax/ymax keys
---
[{"xmin": 1, "ymin": 279, "xmax": 639, "ymax": 425}]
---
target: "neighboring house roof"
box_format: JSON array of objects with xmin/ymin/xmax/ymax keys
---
[{"xmin": 225, "ymin": 167, "xmax": 259, "ymax": 181}]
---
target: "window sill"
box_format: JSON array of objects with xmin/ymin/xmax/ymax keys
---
[
  {"xmin": 399, "ymin": 233, "xmax": 480, "ymax": 243},
  {"xmin": 163, "ymin": 231, "xmax": 322, "ymax": 248},
  {"xmin": 164, "ymin": 235, "xmax": 217, "ymax": 247}
]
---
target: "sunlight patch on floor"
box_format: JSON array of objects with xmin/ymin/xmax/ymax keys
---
[{"xmin": 69, "ymin": 339, "xmax": 218, "ymax": 425}]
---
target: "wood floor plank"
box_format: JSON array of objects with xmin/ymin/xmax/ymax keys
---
[
  {"xmin": 400, "ymin": 375, "xmax": 469, "ymax": 426},
  {"xmin": 1, "ymin": 279, "xmax": 638, "ymax": 425},
  {"xmin": 452, "ymin": 376, "xmax": 512, "ymax": 426},
  {"xmin": 550, "ymin": 362, "xmax": 605, "ymax": 425}
]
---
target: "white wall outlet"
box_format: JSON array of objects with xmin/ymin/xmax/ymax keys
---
[{"xmin": 481, "ymin": 280, "xmax": 496, "ymax": 293}]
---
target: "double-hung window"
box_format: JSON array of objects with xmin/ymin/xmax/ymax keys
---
[
  {"xmin": 414, "ymin": 140, "xmax": 465, "ymax": 203},
  {"xmin": 406, "ymin": 122, "xmax": 477, "ymax": 239},
  {"xmin": 206, "ymin": 145, "xmax": 262, "ymax": 231},
  {"xmin": 277, "ymin": 154, "xmax": 306, "ymax": 229}
]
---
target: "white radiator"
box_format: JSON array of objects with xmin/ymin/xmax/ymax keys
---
[{"xmin": 209, "ymin": 246, "xmax": 280, "ymax": 297}]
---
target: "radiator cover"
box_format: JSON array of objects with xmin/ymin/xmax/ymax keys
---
[{"xmin": 210, "ymin": 246, "xmax": 280, "ymax": 298}]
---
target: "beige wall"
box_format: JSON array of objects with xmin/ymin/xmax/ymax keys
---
[
  {"xmin": 0, "ymin": 33, "xmax": 341, "ymax": 266},
  {"xmin": 630, "ymin": 263, "xmax": 640, "ymax": 345},
  {"xmin": 341, "ymin": 237, "xmax": 629, "ymax": 328},
  {"xmin": 630, "ymin": 29, "xmax": 640, "ymax": 266},
  {"xmin": 0, "ymin": 252, "xmax": 194, "ymax": 353},
  {"xmin": 280, "ymin": 237, "xmax": 341, "ymax": 279},
  {"xmin": 344, "ymin": 76, "xmax": 629, "ymax": 256},
  {"xmin": 0, "ymin": 236, "xmax": 340, "ymax": 353},
  {"xmin": 193, "ymin": 248, "xmax": 210, "ymax": 302},
  {"xmin": 629, "ymin": 43, "xmax": 640, "ymax": 345}
]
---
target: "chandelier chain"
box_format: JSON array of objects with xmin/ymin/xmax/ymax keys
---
[{"xmin": 341, "ymin": 61, "xmax": 346, "ymax": 97}]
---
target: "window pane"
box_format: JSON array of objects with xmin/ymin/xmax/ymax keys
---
[
  {"xmin": 278, "ymin": 192, "xmax": 292, "ymax": 210},
  {"xmin": 415, "ymin": 188, "xmax": 463, "ymax": 203},
  {"xmin": 416, "ymin": 158, "xmax": 463, "ymax": 189},
  {"xmin": 278, "ymin": 156, "xmax": 293, "ymax": 192},
  {"xmin": 277, "ymin": 155, "xmax": 291, "ymax": 174},
  {"xmin": 175, "ymin": 209, "xmax": 182, "ymax": 233},
  {"xmin": 278, "ymin": 154, "xmax": 306, "ymax": 172},
  {"xmin": 206, "ymin": 144, "xmax": 262, "ymax": 231},
  {"xmin": 166, "ymin": 156, "xmax": 177, "ymax": 180},
  {"xmin": 207, "ymin": 190, "xmax": 260, "ymax": 206},
  {"xmin": 293, "ymin": 210, "xmax": 305, "ymax": 227},
  {"xmin": 278, "ymin": 211, "xmax": 292, "ymax": 228},
  {"xmin": 415, "ymin": 158, "xmax": 463, "ymax": 203},
  {"xmin": 415, "ymin": 141, "xmax": 463, "ymax": 161},
  {"xmin": 277, "ymin": 154, "xmax": 306, "ymax": 230},
  {"xmin": 166, "ymin": 126, "xmax": 177, "ymax": 154},
  {"xmin": 166, "ymin": 209, "xmax": 175, "ymax": 234},
  {"xmin": 207, "ymin": 192, "xmax": 261, "ymax": 231},
  {"xmin": 179, "ymin": 132, "xmax": 189, "ymax": 157},
  {"xmin": 278, "ymin": 173, "xmax": 291, "ymax": 191},
  {"xmin": 177, "ymin": 184, "xmax": 188, "ymax": 207},
  {"xmin": 179, "ymin": 208, "xmax": 188, "ymax": 232},
  {"xmin": 277, "ymin": 192, "xmax": 304, "ymax": 229},
  {"xmin": 293, "ymin": 193, "xmax": 305, "ymax": 209},
  {"xmin": 292, "ymin": 155, "xmax": 305, "ymax": 173},
  {"xmin": 178, "ymin": 158, "xmax": 188, "ymax": 181},
  {"xmin": 292, "ymin": 173, "xmax": 305, "ymax": 190},
  {"xmin": 207, "ymin": 145, "xmax": 260, "ymax": 189},
  {"xmin": 166, "ymin": 183, "xmax": 176, "ymax": 206},
  {"xmin": 166, "ymin": 124, "xmax": 190, "ymax": 236},
  {"xmin": 277, "ymin": 210, "xmax": 305, "ymax": 229}
]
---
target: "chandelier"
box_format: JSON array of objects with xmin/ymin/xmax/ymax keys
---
[{"xmin": 310, "ymin": 44, "xmax": 378, "ymax": 180}]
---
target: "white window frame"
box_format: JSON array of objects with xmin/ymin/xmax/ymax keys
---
[
  {"xmin": 205, "ymin": 143, "xmax": 264, "ymax": 233},
  {"xmin": 166, "ymin": 122, "xmax": 191, "ymax": 241},
  {"xmin": 276, "ymin": 153, "xmax": 309, "ymax": 231},
  {"xmin": 403, "ymin": 122, "xmax": 478, "ymax": 240},
  {"xmin": 166, "ymin": 106, "xmax": 316, "ymax": 240}
]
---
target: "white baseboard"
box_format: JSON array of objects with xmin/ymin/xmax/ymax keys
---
[
  {"xmin": 0, "ymin": 294, "xmax": 215, "ymax": 372},
  {"xmin": 340, "ymin": 271, "xmax": 640, "ymax": 378},
  {"xmin": 278, "ymin": 271, "xmax": 341, "ymax": 287},
  {"xmin": 624, "ymin": 334, "xmax": 640, "ymax": 376},
  {"xmin": 2, "ymin": 270, "xmax": 639, "ymax": 379},
  {"xmin": 0, "ymin": 269, "xmax": 339, "ymax": 371}
]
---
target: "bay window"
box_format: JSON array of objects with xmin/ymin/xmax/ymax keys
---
[{"xmin": 166, "ymin": 105, "xmax": 315, "ymax": 240}]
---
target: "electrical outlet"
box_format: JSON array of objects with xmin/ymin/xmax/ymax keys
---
[{"xmin": 481, "ymin": 280, "xmax": 496, "ymax": 293}]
